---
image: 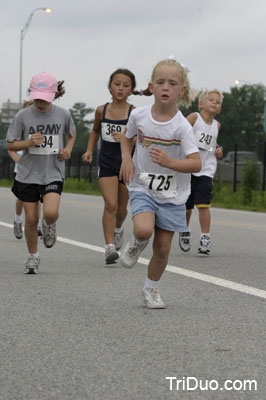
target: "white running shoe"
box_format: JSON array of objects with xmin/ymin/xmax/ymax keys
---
[
  {"xmin": 24, "ymin": 255, "xmax": 40, "ymax": 274},
  {"xmin": 104, "ymin": 244, "xmax": 119, "ymax": 264},
  {"xmin": 42, "ymin": 218, "xmax": 57, "ymax": 248},
  {"xmin": 198, "ymin": 235, "xmax": 211, "ymax": 254},
  {"xmin": 179, "ymin": 231, "xmax": 191, "ymax": 252},
  {"xmin": 142, "ymin": 288, "xmax": 165, "ymax": 309},
  {"xmin": 120, "ymin": 237, "xmax": 148, "ymax": 269},
  {"xmin": 14, "ymin": 221, "xmax": 23, "ymax": 239},
  {"xmin": 114, "ymin": 229, "xmax": 124, "ymax": 250}
]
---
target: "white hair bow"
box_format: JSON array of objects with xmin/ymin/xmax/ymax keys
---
[{"xmin": 166, "ymin": 54, "xmax": 191, "ymax": 73}]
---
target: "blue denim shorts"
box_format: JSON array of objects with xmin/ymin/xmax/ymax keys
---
[{"xmin": 129, "ymin": 191, "xmax": 187, "ymax": 232}]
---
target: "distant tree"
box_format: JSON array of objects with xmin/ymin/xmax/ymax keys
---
[
  {"xmin": 69, "ymin": 102, "xmax": 94, "ymax": 150},
  {"xmin": 0, "ymin": 123, "xmax": 8, "ymax": 140},
  {"xmin": 219, "ymin": 84, "xmax": 266, "ymax": 158}
]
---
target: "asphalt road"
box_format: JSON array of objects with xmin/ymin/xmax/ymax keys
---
[{"xmin": 1, "ymin": 186, "xmax": 266, "ymax": 400}]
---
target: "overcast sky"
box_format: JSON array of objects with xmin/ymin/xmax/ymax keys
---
[{"xmin": 1, "ymin": 0, "xmax": 266, "ymax": 115}]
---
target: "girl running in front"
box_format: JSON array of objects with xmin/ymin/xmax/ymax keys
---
[
  {"xmin": 6, "ymin": 72, "xmax": 76, "ymax": 274},
  {"xmin": 119, "ymin": 59, "xmax": 201, "ymax": 309},
  {"xmin": 82, "ymin": 68, "xmax": 137, "ymax": 264}
]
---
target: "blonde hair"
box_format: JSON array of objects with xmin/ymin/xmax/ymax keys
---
[
  {"xmin": 134, "ymin": 59, "xmax": 191, "ymax": 106},
  {"xmin": 151, "ymin": 59, "xmax": 191, "ymax": 106},
  {"xmin": 198, "ymin": 89, "xmax": 224, "ymax": 110}
]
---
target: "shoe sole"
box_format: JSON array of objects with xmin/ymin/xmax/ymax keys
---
[
  {"xmin": 24, "ymin": 268, "xmax": 38, "ymax": 274},
  {"xmin": 179, "ymin": 245, "xmax": 190, "ymax": 252},
  {"xmin": 145, "ymin": 302, "xmax": 166, "ymax": 309},
  {"xmin": 43, "ymin": 238, "xmax": 57, "ymax": 248},
  {"xmin": 198, "ymin": 249, "xmax": 210, "ymax": 255},
  {"xmin": 105, "ymin": 252, "xmax": 119, "ymax": 264},
  {"xmin": 120, "ymin": 257, "xmax": 136, "ymax": 269}
]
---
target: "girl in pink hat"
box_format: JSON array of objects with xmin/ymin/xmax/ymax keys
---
[{"xmin": 6, "ymin": 72, "xmax": 76, "ymax": 274}]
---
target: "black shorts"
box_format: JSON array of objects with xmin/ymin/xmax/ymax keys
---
[
  {"xmin": 12, "ymin": 180, "xmax": 63, "ymax": 203},
  {"xmin": 186, "ymin": 175, "xmax": 213, "ymax": 210},
  {"xmin": 97, "ymin": 167, "xmax": 124, "ymax": 184}
]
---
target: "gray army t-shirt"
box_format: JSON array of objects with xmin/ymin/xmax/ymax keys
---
[{"xmin": 6, "ymin": 104, "xmax": 76, "ymax": 185}]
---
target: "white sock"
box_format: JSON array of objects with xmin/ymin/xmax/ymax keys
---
[
  {"xmin": 105, "ymin": 243, "xmax": 114, "ymax": 249},
  {"xmin": 43, "ymin": 219, "xmax": 55, "ymax": 228},
  {"xmin": 201, "ymin": 233, "xmax": 210, "ymax": 238},
  {"xmin": 114, "ymin": 226, "xmax": 123, "ymax": 233},
  {"xmin": 144, "ymin": 277, "xmax": 161, "ymax": 290},
  {"xmin": 135, "ymin": 238, "xmax": 149, "ymax": 246},
  {"xmin": 30, "ymin": 252, "xmax": 39, "ymax": 258},
  {"xmin": 15, "ymin": 214, "xmax": 23, "ymax": 223}
]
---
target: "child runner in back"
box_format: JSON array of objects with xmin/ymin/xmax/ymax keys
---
[
  {"xmin": 7, "ymin": 150, "xmax": 24, "ymax": 239},
  {"xmin": 119, "ymin": 59, "xmax": 201, "ymax": 308},
  {"xmin": 8, "ymin": 149, "xmax": 43, "ymax": 239},
  {"xmin": 6, "ymin": 72, "xmax": 76, "ymax": 274},
  {"xmin": 82, "ymin": 68, "xmax": 137, "ymax": 264},
  {"xmin": 178, "ymin": 90, "xmax": 223, "ymax": 255}
]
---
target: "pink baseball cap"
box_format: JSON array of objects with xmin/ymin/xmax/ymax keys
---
[{"xmin": 29, "ymin": 72, "xmax": 57, "ymax": 102}]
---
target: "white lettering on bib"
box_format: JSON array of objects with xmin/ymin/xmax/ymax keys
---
[
  {"xmin": 28, "ymin": 134, "xmax": 59, "ymax": 155},
  {"xmin": 139, "ymin": 173, "xmax": 177, "ymax": 199},
  {"xmin": 195, "ymin": 130, "xmax": 216, "ymax": 152},
  {"xmin": 101, "ymin": 122, "xmax": 124, "ymax": 143}
]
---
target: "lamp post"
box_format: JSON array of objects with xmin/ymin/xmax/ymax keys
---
[
  {"xmin": 19, "ymin": 7, "xmax": 52, "ymax": 106},
  {"xmin": 234, "ymin": 79, "xmax": 252, "ymax": 86}
]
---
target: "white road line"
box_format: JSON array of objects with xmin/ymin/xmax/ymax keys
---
[{"xmin": 1, "ymin": 221, "xmax": 266, "ymax": 300}]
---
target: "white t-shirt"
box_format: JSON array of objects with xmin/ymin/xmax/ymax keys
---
[
  {"xmin": 192, "ymin": 112, "xmax": 219, "ymax": 178},
  {"xmin": 126, "ymin": 105, "xmax": 199, "ymax": 205}
]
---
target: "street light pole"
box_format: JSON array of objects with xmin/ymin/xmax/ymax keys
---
[{"xmin": 19, "ymin": 7, "xmax": 52, "ymax": 106}]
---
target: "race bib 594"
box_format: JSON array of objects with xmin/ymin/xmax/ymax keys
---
[{"xmin": 28, "ymin": 134, "xmax": 59, "ymax": 155}]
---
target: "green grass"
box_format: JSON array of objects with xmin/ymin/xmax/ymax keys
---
[
  {"xmin": 63, "ymin": 178, "xmax": 101, "ymax": 195},
  {"xmin": 212, "ymin": 183, "xmax": 266, "ymax": 212},
  {"xmin": 0, "ymin": 179, "xmax": 12, "ymax": 188}
]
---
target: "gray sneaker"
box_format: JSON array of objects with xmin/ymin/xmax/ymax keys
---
[
  {"xmin": 42, "ymin": 218, "xmax": 57, "ymax": 248},
  {"xmin": 120, "ymin": 237, "xmax": 149, "ymax": 269},
  {"xmin": 14, "ymin": 221, "xmax": 23, "ymax": 239},
  {"xmin": 24, "ymin": 255, "xmax": 40, "ymax": 274},
  {"xmin": 114, "ymin": 229, "xmax": 124, "ymax": 250},
  {"xmin": 198, "ymin": 235, "xmax": 211, "ymax": 254},
  {"xmin": 104, "ymin": 244, "xmax": 119, "ymax": 264},
  {"xmin": 142, "ymin": 288, "xmax": 165, "ymax": 309},
  {"xmin": 179, "ymin": 231, "xmax": 191, "ymax": 252}
]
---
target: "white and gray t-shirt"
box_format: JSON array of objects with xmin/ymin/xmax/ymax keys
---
[
  {"xmin": 126, "ymin": 105, "xmax": 199, "ymax": 206},
  {"xmin": 6, "ymin": 104, "xmax": 76, "ymax": 185}
]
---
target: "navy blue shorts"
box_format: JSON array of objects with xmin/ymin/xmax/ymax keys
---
[
  {"xmin": 12, "ymin": 180, "xmax": 63, "ymax": 203},
  {"xmin": 97, "ymin": 167, "xmax": 124, "ymax": 183},
  {"xmin": 186, "ymin": 175, "xmax": 213, "ymax": 210}
]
